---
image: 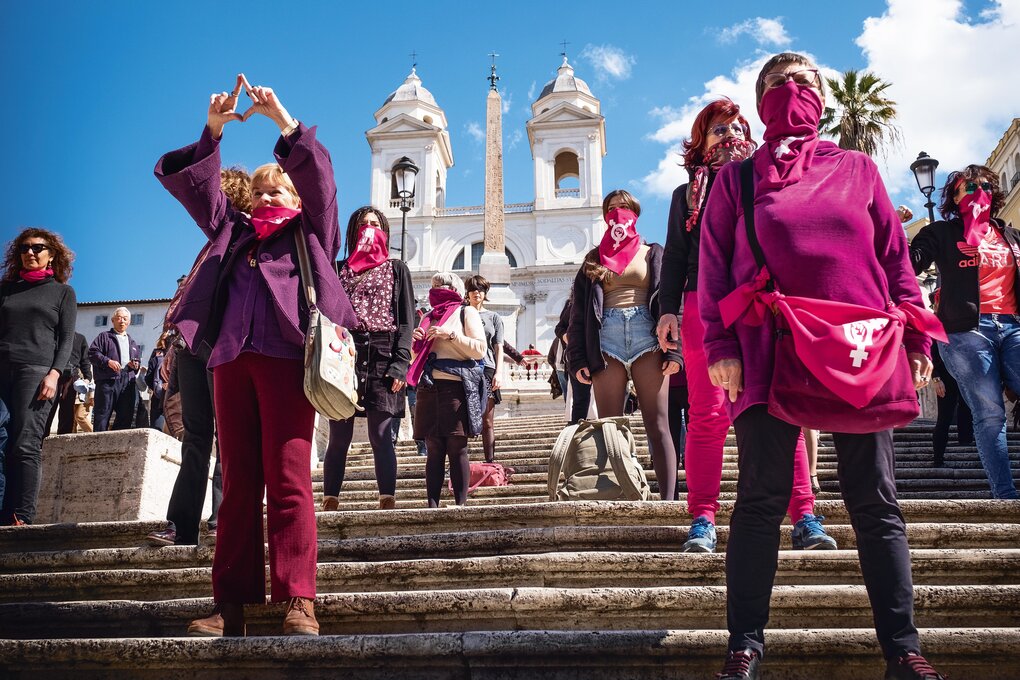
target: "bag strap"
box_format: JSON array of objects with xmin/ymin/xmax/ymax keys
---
[
  {"xmin": 467, "ymin": 464, "xmax": 499, "ymax": 493},
  {"xmin": 292, "ymin": 225, "xmax": 318, "ymax": 311},
  {"xmin": 548, "ymin": 422, "xmax": 581, "ymax": 500},
  {"xmin": 739, "ymin": 158, "xmax": 770, "ymax": 287},
  {"xmin": 600, "ymin": 419, "xmax": 645, "ymax": 500}
]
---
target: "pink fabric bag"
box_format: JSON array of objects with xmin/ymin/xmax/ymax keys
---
[
  {"xmin": 722, "ymin": 159, "xmax": 947, "ymax": 433},
  {"xmin": 449, "ymin": 462, "xmax": 513, "ymax": 494}
]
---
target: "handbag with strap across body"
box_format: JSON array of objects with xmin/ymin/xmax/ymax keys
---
[
  {"xmin": 293, "ymin": 227, "xmax": 362, "ymax": 421},
  {"xmin": 720, "ymin": 158, "xmax": 946, "ymax": 433}
]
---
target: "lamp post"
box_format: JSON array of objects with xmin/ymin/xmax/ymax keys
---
[
  {"xmin": 909, "ymin": 151, "xmax": 939, "ymax": 224},
  {"xmin": 392, "ymin": 156, "xmax": 419, "ymax": 262}
]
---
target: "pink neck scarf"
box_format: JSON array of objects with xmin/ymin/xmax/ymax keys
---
[
  {"xmin": 346, "ymin": 224, "xmax": 390, "ymax": 273},
  {"xmin": 406, "ymin": 287, "xmax": 464, "ymax": 387},
  {"xmin": 754, "ymin": 81, "xmax": 822, "ymax": 194},
  {"xmin": 959, "ymin": 188, "xmax": 993, "ymax": 247},
  {"xmin": 598, "ymin": 208, "xmax": 641, "ymax": 275},
  {"xmin": 686, "ymin": 138, "xmax": 757, "ymax": 231},
  {"xmin": 251, "ymin": 205, "xmax": 301, "ymax": 240},
  {"xmin": 20, "ymin": 267, "xmax": 54, "ymax": 283}
]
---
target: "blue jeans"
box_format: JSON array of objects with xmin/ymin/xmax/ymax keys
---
[{"xmin": 938, "ymin": 314, "xmax": 1020, "ymax": 499}]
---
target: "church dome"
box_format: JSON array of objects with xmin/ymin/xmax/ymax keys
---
[
  {"xmin": 537, "ymin": 57, "xmax": 592, "ymax": 100},
  {"xmin": 384, "ymin": 68, "xmax": 437, "ymax": 106}
]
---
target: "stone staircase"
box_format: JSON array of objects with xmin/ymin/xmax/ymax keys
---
[{"xmin": 0, "ymin": 414, "xmax": 1018, "ymax": 678}]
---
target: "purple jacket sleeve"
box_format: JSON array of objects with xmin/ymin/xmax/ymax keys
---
[
  {"xmin": 274, "ymin": 124, "xmax": 342, "ymax": 261},
  {"xmin": 153, "ymin": 127, "xmax": 235, "ymax": 241},
  {"xmin": 866, "ymin": 159, "xmax": 931, "ymax": 356},
  {"xmin": 697, "ymin": 164, "xmax": 743, "ymax": 367}
]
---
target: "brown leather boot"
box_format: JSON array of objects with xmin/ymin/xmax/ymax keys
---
[
  {"xmin": 378, "ymin": 495, "xmax": 396, "ymax": 510},
  {"xmin": 320, "ymin": 496, "xmax": 339, "ymax": 512},
  {"xmin": 187, "ymin": 603, "xmax": 245, "ymax": 637},
  {"xmin": 283, "ymin": 597, "xmax": 319, "ymax": 636}
]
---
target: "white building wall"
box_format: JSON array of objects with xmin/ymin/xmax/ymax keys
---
[{"xmin": 76, "ymin": 301, "xmax": 170, "ymax": 364}]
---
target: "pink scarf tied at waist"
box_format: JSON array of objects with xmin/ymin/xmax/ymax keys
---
[
  {"xmin": 719, "ymin": 267, "xmax": 948, "ymax": 409},
  {"xmin": 406, "ymin": 287, "xmax": 464, "ymax": 387}
]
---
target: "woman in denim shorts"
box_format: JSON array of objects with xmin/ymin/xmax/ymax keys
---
[{"xmin": 566, "ymin": 189, "xmax": 683, "ymax": 499}]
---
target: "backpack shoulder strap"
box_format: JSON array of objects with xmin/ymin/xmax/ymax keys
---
[
  {"xmin": 548, "ymin": 422, "xmax": 581, "ymax": 500},
  {"xmin": 601, "ymin": 419, "xmax": 646, "ymax": 500}
]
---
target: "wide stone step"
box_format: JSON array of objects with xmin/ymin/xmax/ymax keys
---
[
  {"xmin": 1, "ymin": 628, "xmax": 1016, "ymax": 679},
  {"xmin": 4, "ymin": 500, "xmax": 1014, "ymax": 552},
  {"xmin": 2, "ymin": 585, "xmax": 1016, "ymax": 639},
  {"xmin": 3, "ymin": 523, "xmax": 1014, "ymax": 575},
  {"xmin": 2, "ymin": 549, "xmax": 1016, "ymax": 603}
]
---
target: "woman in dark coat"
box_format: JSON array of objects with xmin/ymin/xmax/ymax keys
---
[
  {"xmin": 321, "ymin": 206, "xmax": 414, "ymax": 511},
  {"xmin": 155, "ymin": 73, "xmax": 356, "ymax": 638},
  {"xmin": 0, "ymin": 228, "xmax": 77, "ymax": 526}
]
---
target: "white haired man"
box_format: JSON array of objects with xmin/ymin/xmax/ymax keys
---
[{"xmin": 88, "ymin": 307, "xmax": 141, "ymax": 431}]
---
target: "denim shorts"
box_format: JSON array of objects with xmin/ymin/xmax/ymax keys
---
[{"xmin": 600, "ymin": 306, "xmax": 660, "ymax": 367}]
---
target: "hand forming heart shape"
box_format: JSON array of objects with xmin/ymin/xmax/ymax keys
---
[{"xmin": 207, "ymin": 73, "xmax": 295, "ymax": 140}]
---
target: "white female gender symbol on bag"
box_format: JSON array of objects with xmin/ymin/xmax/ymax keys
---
[{"xmin": 842, "ymin": 318, "xmax": 889, "ymax": 368}]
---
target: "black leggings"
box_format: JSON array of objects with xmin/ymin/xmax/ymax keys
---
[
  {"xmin": 425, "ymin": 435, "xmax": 470, "ymax": 507},
  {"xmin": 323, "ymin": 410, "xmax": 398, "ymax": 497}
]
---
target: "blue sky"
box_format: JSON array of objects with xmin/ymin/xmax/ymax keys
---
[{"xmin": 1, "ymin": 0, "xmax": 1016, "ymax": 302}]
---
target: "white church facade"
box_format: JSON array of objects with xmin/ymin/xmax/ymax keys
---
[{"xmin": 367, "ymin": 58, "xmax": 609, "ymax": 350}]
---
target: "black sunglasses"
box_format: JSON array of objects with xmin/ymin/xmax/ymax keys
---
[
  {"xmin": 965, "ymin": 181, "xmax": 993, "ymax": 195},
  {"xmin": 18, "ymin": 243, "xmax": 49, "ymax": 255}
]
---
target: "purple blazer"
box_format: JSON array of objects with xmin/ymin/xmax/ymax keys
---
[
  {"xmin": 89, "ymin": 329, "xmax": 140, "ymax": 382},
  {"xmin": 154, "ymin": 124, "xmax": 356, "ymax": 361}
]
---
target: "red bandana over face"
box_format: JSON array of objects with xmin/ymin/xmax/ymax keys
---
[
  {"xmin": 346, "ymin": 224, "xmax": 390, "ymax": 273},
  {"xmin": 959, "ymin": 187, "xmax": 993, "ymax": 247},
  {"xmin": 598, "ymin": 208, "xmax": 641, "ymax": 275},
  {"xmin": 250, "ymin": 205, "xmax": 301, "ymax": 240},
  {"xmin": 686, "ymin": 138, "xmax": 757, "ymax": 231},
  {"xmin": 754, "ymin": 80, "xmax": 822, "ymax": 194}
]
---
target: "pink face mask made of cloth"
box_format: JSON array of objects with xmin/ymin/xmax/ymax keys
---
[
  {"xmin": 19, "ymin": 267, "xmax": 54, "ymax": 283},
  {"xmin": 250, "ymin": 205, "xmax": 301, "ymax": 240},
  {"xmin": 598, "ymin": 208, "xmax": 641, "ymax": 275},
  {"xmin": 685, "ymin": 138, "xmax": 757, "ymax": 231},
  {"xmin": 406, "ymin": 286, "xmax": 465, "ymax": 387},
  {"xmin": 754, "ymin": 80, "xmax": 823, "ymax": 193},
  {"xmin": 346, "ymin": 224, "xmax": 390, "ymax": 273},
  {"xmin": 959, "ymin": 188, "xmax": 993, "ymax": 247}
]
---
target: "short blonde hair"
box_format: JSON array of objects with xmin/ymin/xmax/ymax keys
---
[
  {"xmin": 251, "ymin": 163, "xmax": 298, "ymax": 198},
  {"xmin": 431, "ymin": 271, "xmax": 465, "ymax": 297}
]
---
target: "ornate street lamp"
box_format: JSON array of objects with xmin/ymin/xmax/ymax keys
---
[
  {"xmin": 909, "ymin": 151, "xmax": 939, "ymax": 224},
  {"xmin": 392, "ymin": 156, "xmax": 419, "ymax": 262}
]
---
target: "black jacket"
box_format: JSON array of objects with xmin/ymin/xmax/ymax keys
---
[
  {"xmin": 335, "ymin": 258, "xmax": 415, "ymax": 381},
  {"xmin": 65, "ymin": 332, "xmax": 92, "ymax": 381},
  {"xmin": 910, "ymin": 217, "xmax": 1020, "ymax": 333},
  {"xmin": 566, "ymin": 243, "xmax": 683, "ymax": 375},
  {"xmin": 659, "ymin": 181, "xmax": 707, "ymax": 315}
]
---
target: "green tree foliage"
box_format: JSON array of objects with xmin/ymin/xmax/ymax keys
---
[{"xmin": 819, "ymin": 69, "xmax": 901, "ymax": 158}]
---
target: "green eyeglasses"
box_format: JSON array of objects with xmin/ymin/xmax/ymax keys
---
[{"xmin": 965, "ymin": 181, "xmax": 993, "ymax": 194}]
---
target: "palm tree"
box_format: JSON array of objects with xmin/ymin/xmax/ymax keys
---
[{"xmin": 819, "ymin": 70, "xmax": 901, "ymax": 158}]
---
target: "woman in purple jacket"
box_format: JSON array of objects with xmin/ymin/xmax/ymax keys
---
[
  {"xmin": 155, "ymin": 74, "xmax": 356, "ymax": 638},
  {"xmin": 699, "ymin": 53, "xmax": 944, "ymax": 680}
]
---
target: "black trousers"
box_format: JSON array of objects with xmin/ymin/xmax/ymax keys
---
[
  {"xmin": 44, "ymin": 371, "xmax": 77, "ymax": 436},
  {"xmin": 568, "ymin": 369, "xmax": 592, "ymax": 425},
  {"xmin": 727, "ymin": 405, "xmax": 919, "ymax": 660},
  {"xmin": 165, "ymin": 349, "xmax": 222, "ymax": 544},
  {"xmin": 932, "ymin": 374, "xmax": 974, "ymax": 464},
  {"xmin": 93, "ymin": 373, "xmax": 137, "ymax": 432},
  {"xmin": 0, "ymin": 363, "xmax": 55, "ymax": 524}
]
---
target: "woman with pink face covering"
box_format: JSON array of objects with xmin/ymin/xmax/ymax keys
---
[
  {"xmin": 321, "ymin": 206, "xmax": 415, "ymax": 511},
  {"xmin": 910, "ymin": 167, "xmax": 1020, "ymax": 500},
  {"xmin": 655, "ymin": 98, "xmax": 834, "ymax": 554},
  {"xmin": 567, "ymin": 189, "xmax": 683, "ymax": 500},
  {"xmin": 698, "ymin": 53, "xmax": 946, "ymax": 680}
]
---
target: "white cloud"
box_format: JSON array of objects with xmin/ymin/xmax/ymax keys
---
[
  {"xmin": 527, "ymin": 80, "xmax": 537, "ymax": 100},
  {"xmin": 854, "ymin": 0, "xmax": 1020, "ymax": 197},
  {"xmin": 719, "ymin": 17, "xmax": 791, "ymax": 46},
  {"xmin": 500, "ymin": 88, "xmax": 513, "ymax": 114},
  {"xmin": 465, "ymin": 121, "xmax": 484, "ymax": 143},
  {"xmin": 580, "ymin": 44, "xmax": 636, "ymax": 82},
  {"xmin": 507, "ymin": 129, "xmax": 524, "ymax": 150}
]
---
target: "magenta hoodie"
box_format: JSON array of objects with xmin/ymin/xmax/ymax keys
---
[{"xmin": 697, "ymin": 141, "xmax": 930, "ymax": 420}]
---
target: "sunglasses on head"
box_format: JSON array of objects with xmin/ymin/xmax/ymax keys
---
[
  {"xmin": 18, "ymin": 244, "xmax": 49, "ymax": 255},
  {"xmin": 709, "ymin": 122, "xmax": 745, "ymax": 138},
  {"xmin": 964, "ymin": 181, "xmax": 993, "ymax": 194}
]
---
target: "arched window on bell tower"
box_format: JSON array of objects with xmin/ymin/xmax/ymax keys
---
[{"xmin": 554, "ymin": 150, "xmax": 580, "ymax": 199}]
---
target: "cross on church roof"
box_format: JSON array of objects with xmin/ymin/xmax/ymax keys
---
[
  {"xmin": 559, "ymin": 40, "xmax": 570, "ymax": 58},
  {"xmin": 409, "ymin": 50, "xmax": 418, "ymax": 69},
  {"xmin": 488, "ymin": 52, "xmax": 500, "ymax": 90}
]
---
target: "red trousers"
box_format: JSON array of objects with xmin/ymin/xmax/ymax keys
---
[{"xmin": 211, "ymin": 352, "xmax": 317, "ymax": 603}]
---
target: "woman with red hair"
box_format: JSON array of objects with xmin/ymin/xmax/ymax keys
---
[{"xmin": 656, "ymin": 98, "xmax": 834, "ymax": 553}]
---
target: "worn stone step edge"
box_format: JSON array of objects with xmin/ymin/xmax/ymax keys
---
[
  {"xmin": 4, "ymin": 523, "xmax": 1015, "ymax": 575},
  {"xmin": 2, "ymin": 585, "xmax": 1017, "ymax": 639},
  {"xmin": 2, "ymin": 549, "xmax": 1016, "ymax": 603},
  {"xmin": 0, "ymin": 628, "xmax": 1016, "ymax": 680}
]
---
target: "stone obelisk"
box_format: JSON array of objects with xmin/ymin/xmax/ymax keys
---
[{"xmin": 479, "ymin": 56, "xmax": 520, "ymax": 341}]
